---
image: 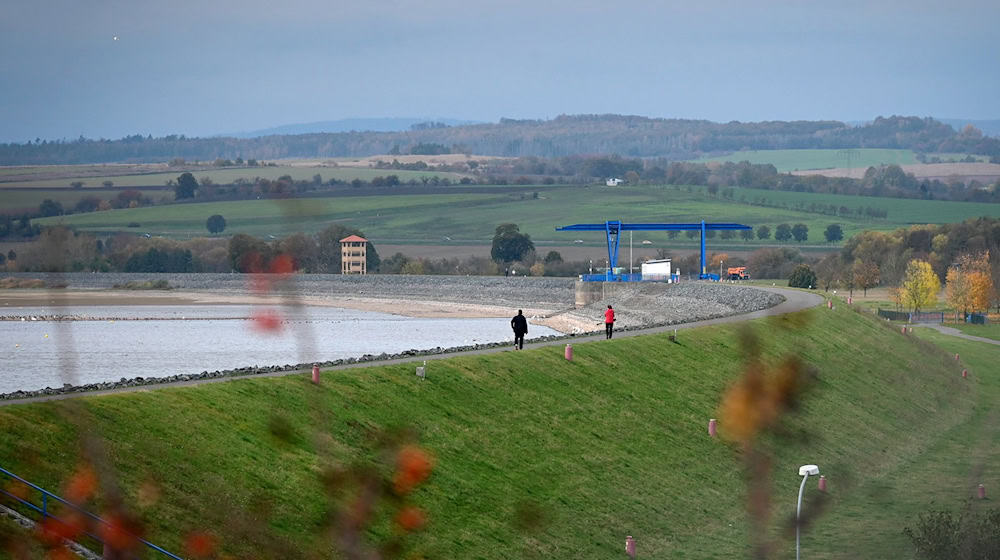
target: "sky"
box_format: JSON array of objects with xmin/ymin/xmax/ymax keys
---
[{"xmin": 1, "ymin": 0, "xmax": 998, "ymax": 143}]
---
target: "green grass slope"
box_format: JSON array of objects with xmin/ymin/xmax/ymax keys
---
[{"xmin": 0, "ymin": 306, "xmax": 981, "ymax": 558}]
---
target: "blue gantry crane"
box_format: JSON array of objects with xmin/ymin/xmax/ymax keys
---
[{"xmin": 556, "ymin": 220, "xmax": 751, "ymax": 281}]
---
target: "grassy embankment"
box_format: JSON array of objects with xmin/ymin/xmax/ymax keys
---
[
  {"xmin": 0, "ymin": 305, "xmax": 986, "ymax": 558},
  {"xmin": 33, "ymin": 183, "xmax": 1000, "ymax": 247}
]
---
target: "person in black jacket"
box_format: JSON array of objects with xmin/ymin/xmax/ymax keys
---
[{"xmin": 511, "ymin": 309, "xmax": 528, "ymax": 350}]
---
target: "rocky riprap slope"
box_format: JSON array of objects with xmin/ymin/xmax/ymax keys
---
[{"xmin": 567, "ymin": 282, "xmax": 785, "ymax": 330}]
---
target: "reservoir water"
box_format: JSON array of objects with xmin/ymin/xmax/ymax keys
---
[{"xmin": 0, "ymin": 305, "xmax": 559, "ymax": 394}]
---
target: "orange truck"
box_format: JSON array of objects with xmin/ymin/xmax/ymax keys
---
[{"xmin": 727, "ymin": 266, "xmax": 750, "ymax": 280}]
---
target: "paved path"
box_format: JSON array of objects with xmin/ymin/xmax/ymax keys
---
[
  {"xmin": 920, "ymin": 323, "xmax": 1000, "ymax": 346},
  {"xmin": 0, "ymin": 287, "xmax": 824, "ymax": 407}
]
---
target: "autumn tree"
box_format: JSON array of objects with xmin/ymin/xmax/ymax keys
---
[
  {"xmin": 946, "ymin": 252, "xmax": 993, "ymax": 319},
  {"xmin": 900, "ymin": 259, "xmax": 941, "ymax": 312},
  {"xmin": 814, "ymin": 253, "xmax": 842, "ymax": 292},
  {"xmin": 852, "ymin": 260, "xmax": 880, "ymax": 296}
]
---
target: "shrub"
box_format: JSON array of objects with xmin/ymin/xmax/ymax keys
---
[
  {"xmin": 788, "ymin": 264, "xmax": 817, "ymax": 289},
  {"xmin": 904, "ymin": 507, "xmax": 1000, "ymax": 559}
]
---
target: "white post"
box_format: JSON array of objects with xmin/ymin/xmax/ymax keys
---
[
  {"xmin": 629, "ymin": 231, "xmax": 633, "ymax": 274},
  {"xmin": 796, "ymin": 473, "xmax": 808, "ymax": 560},
  {"xmin": 796, "ymin": 465, "xmax": 819, "ymax": 560}
]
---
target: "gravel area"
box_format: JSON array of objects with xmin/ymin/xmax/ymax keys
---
[
  {"xmin": 0, "ymin": 272, "xmax": 576, "ymax": 310},
  {"xmin": 560, "ymin": 282, "xmax": 785, "ymax": 331}
]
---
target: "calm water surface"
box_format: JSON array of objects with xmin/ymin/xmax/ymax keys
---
[{"xmin": 0, "ymin": 305, "xmax": 558, "ymax": 393}]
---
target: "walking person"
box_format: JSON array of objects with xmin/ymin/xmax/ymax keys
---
[
  {"xmin": 604, "ymin": 305, "xmax": 615, "ymax": 339},
  {"xmin": 511, "ymin": 309, "xmax": 528, "ymax": 350}
]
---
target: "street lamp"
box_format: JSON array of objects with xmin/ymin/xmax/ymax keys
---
[{"xmin": 796, "ymin": 464, "xmax": 819, "ymax": 560}]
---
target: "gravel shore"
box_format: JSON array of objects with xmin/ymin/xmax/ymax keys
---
[{"xmin": 0, "ymin": 273, "xmax": 782, "ymax": 333}]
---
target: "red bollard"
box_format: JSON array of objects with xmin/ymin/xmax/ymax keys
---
[
  {"xmin": 311, "ymin": 363, "xmax": 320, "ymax": 384},
  {"xmin": 963, "ymin": 369, "xmax": 968, "ymax": 378},
  {"xmin": 708, "ymin": 418, "xmax": 717, "ymax": 437},
  {"xmin": 625, "ymin": 535, "xmax": 636, "ymax": 558},
  {"xmin": 565, "ymin": 344, "xmax": 573, "ymax": 361},
  {"xmin": 818, "ymin": 475, "xmax": 827, "ymax": 492},
  {"xmin": 978, "ymin": 484, "xmax": 986, "ymax": 500},
  {"xmin": 828, "ymin": 300, "xmax": 833, "ymax": 309}
]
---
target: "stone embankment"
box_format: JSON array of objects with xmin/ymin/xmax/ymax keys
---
[{"xmin": 541, "ymin": 282, "xmax": 784, "ymax": 332}]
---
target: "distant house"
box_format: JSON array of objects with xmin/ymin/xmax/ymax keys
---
[{"xmin": 606, "ymin": 178, "xmax": 624, "ymax": 186}]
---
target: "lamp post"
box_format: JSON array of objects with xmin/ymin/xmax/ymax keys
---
[{"xmin": 796, "ymin": 464, "xmax": 819, "ymax": 560}]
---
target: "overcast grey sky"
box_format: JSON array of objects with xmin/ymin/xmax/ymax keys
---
[{"xmin": 1, "ymin": 0, "xmax": 997, "ymax": 142}]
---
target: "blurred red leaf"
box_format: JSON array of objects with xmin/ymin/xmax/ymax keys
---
[
  {"xmin": 185, "ymin": 531, "xmax": 218, "ymax": 558},
  {"xmin": 395, "ymin": 506, "xmax": 427, "ymax": 532},
  {"xmin": 269, "ymin": 254, "xmax": 295, "ymax": 275},
  {"xmin": 98, "ymin": 513, "xmax": 142, "ymax": 553},
  {"xmin": 251, "ymin": 309, "xmax": 283, "ymax": 333},
  {"xmin": 394, "ymin": 446, "xmax": 434, "ymax": 495},
  {"xmin": 64, "ymin": 464, "xmax": 97, "ymax": 503}
]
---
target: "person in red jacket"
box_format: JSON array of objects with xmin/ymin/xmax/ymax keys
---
[{"xmin": 604, "ymin": 305, "xmax": 615, "ymax": 339}]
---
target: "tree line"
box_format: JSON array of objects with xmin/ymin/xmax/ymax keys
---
[{"xmin": 3, "ymin": 115, "xmax": 998, "ymax": 165}]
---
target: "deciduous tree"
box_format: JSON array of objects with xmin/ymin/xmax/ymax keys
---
[
  {"xmin": 852, "ymin": 260, "xmax": 880, "ymax": 296},
  {"xmin": 824, "ymin": 224, "xmax": 843, "ymax": 243},
  {"xmin": 206, "ymin": 214, "xmax": 226, "ymax": 234},
  {"xmin": 175, "ymin": 172, "xmax": 198, "ymax": 200},
  {"xmin": 791, "ymin": 223, "xmax": 809, "ymax": 243},
  {"xmin": 491, "ymin": 223, "xmax": 534, "ymax": 265},
  {"xmin": 775, "ymin": 224, "xmax": 792, "ymax": 242},
  {"xmin": 900, "ymin": 259, "xmax": 940, "ymax": 312}
]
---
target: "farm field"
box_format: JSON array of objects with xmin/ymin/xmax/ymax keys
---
[
  {"xmin": 690, "ymin": 148, "xmax": 917, "ymax": 172},
  {"xmin": 730, "ymin": 185, "xmax": 1000, "ymax": 225},
  {"xmin": 0, "ymin": 306, "xmax": 984, "ymax": 558},
  {"xmin": 0, "ymin": 165, "xmax": 465, "ymax": 189},
  {"xmin": 0, "ymin": 189, "xmax": 128, "ymax": 213},
  {"xmin": 33, "ymin": 184, "xmax": 1000, "ymax": 247}
]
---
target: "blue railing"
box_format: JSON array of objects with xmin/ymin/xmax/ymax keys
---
[{"xmin": 0, "ymin": 465, "xmax": 183, "ymax": 559}]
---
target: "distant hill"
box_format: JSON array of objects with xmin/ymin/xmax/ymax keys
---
[
  {"xmin": 3, "ymin": 115, "xmax": 999, "ymax": 165},
  {"xmin": 937, "ymin": 118, "xmax": 1000, "ymax": 138},
  {"xmin": 223, "ymin": 117, "xmax": 481, "ymax": 138}
]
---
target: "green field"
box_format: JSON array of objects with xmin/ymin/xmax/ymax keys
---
[
  {"xmin": 32, "ymin": 184, "xmax": 1000, "ymax": 247},
  {"xmin": 0, "ymin": 305, "xmax": 988, "ymax": 558},
  {"xmin": 0, "ymin": 189, "xmax": 129, "ymax": 213},
  {"xmin": 950, "ymin": 323, "xmax": 1000, "ymax": 341},
  {"xmin": 691, "ymin": 149, "xmax": 917, "ymax": 172},
  {"xmin": 0, "ymin": 166, "xmax": 465, "ymax": 189}
]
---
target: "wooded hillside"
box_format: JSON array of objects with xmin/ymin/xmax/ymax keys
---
[{"xmin": 3, "ymin": 115, "xmax": 998, "ymax": 165}]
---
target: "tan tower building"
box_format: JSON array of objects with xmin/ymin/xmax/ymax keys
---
[{"xmin": 340, "ymin": 235, "xmax": 368, "ymax": 274}]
